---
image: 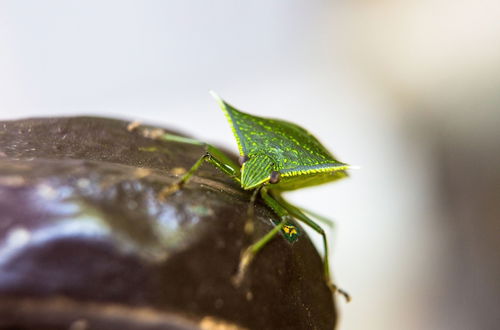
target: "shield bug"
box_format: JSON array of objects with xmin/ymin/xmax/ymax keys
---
[{"xmin": 160, "ymin": 92, "xmax": 351, "ymax": 301}]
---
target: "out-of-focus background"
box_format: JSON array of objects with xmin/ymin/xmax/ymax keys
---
[{"xmin": 1, "ymin": 1, "xmax": 499, "ymax": 329}]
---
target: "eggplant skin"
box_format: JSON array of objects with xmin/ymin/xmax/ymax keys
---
[{"xmin": 0, "ymin": 116, "xmax": 336, "ymax": 330}]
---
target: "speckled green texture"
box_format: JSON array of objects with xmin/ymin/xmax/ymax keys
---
[{"xmin": 218, "ymin": 98, "xmax": 349, "ymax": 191}]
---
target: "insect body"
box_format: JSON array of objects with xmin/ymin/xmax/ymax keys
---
[{"xmin": 160, "ymin": 92, "xmax": 351, "ymax": 300}]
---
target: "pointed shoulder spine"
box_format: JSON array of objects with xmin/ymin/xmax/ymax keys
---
[{"xmin": 210, "ymin": 91, "xmax": 245, "ymax": 155}]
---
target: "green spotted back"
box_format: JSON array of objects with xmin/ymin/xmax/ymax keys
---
[{"xmin": 218, "ymin": 98, "xmax": 348, "ymax": 181}]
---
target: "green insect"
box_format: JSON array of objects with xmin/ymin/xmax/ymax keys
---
[{"xmin": 160, "ymin": 92, "xmax": 351, "ymax": 301}]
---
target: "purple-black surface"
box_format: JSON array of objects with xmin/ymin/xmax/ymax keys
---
[{"xmin": 0, "ymin": 117, "xmax": 336, "ymax": 329}]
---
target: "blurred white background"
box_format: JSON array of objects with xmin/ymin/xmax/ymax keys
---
[{"xmin": 1, "ymin": 1, "xmax": 499, "ymax": 329}]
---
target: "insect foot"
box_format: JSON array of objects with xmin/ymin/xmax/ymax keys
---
[
  {"xmin": 327, "ymin": 281, "xmax": 351, "ymax": 303},
  {"xmin": 232, "ymin": 218, "xmax": 288, "ymax": 287},
  {"xmin": 158, "ymin": 181, "xmax": 182, "ymax": 200}
]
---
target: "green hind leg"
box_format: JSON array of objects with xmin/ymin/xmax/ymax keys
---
[{"xmin": 273, "ymin": 193, "xmax": 350, "ymax": 302}]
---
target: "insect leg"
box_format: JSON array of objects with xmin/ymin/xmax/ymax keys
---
[
  {"xmin": 272, "ymin": 194, "xmax": 351, "ymax": 302},
  {"xmin": 260, "ymin": 190, "xmax": 300, "ymax": 243},
  {"xmin": 158, "ymin": 134, "xmax": 241, "ymax": 198},
  {"xmin": 233, "ymin": 187, "xmax": 290, "ymax": 285},
  {"xmin": 161, "ymin": 133, "xmax": 241, "ymax": 176},
  {"xmin": 243, "ymin": 186, "xmax": 261, "ymax": 236},
  {"xmin": 269, "ymin": 193, "xmax": 336, "ymax": 229},
  {"xmin": 295, "ymin": 206, "xmax": 335, "ymax": 228}
]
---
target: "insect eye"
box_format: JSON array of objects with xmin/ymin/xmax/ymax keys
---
[
  {"xmin": 238, "ymin": 155, "xmax": 250, "ymax": 166},
  {"xmin": 269, "ymin": 171, "xmax": 281, "ymax": 184}
]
